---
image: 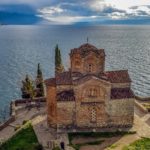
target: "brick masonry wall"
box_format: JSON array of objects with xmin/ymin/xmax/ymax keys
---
[
  {"xmin": 107, "ymin": 98, "xmax": 134, "ymax": 126},
  {"xmin": 46, "ymin": 85, "xmax": 57, "ymax": 128},
  {"xmin": 70, "ymin": 51, "xmax": 105, "ymax": 75},
  {"xmin": 74, "ymin": 78, "xmax": 111, "ymax": 128},
  {"xmin": 57, "ymin": 101, "xmax": 75, "ymax": 127}
]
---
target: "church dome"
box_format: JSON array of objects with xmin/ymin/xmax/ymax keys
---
[{"xmin": 70, "ymin": 43, "xmax": 105, "ymax": 58}]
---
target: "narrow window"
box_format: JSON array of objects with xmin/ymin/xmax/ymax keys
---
[
  {"xmin": 91, "ymin": 107, "xmax": 96, "ymax": 122},
  {"xmin": 88, "ymin": 64, "xmax": 93, "ymax": 72}
]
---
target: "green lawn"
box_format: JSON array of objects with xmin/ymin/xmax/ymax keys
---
[
  {"xmin": 0, "ymin": 122, "xmax": 42, "ymax": 150},
  {"xmin": 123, "ymin": 138, "xmax": 150, "ymax": 150}
]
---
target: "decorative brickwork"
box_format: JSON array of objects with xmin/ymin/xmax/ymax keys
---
[{"xmin": 45, "ymin": 43, "xmax": 135, "ymax": 131}]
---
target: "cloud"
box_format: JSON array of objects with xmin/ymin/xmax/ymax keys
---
[
  {"xmin": 1, "ymin": 0, "xmax": 150, "ymax": 24},
  {"xmin": 38, "ymin": 0, "xmax": 128, "ymax": 24},
  {"xmin": 109, "ymin": 5, "xmax": 150, "ymax": 20}
]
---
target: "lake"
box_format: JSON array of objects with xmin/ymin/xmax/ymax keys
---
[{"xmin": 0, "ymin": 25, "xmax": 150, "ymax": 115}]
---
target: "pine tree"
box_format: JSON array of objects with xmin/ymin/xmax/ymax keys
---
[
  {"xmin": 21, "ymin": 75, "xmax": 35, "ymax": 99},
  {"xmin": 55, "ymin": 44, "xmax": 64, "ymax": 75},
  {"xmin": 36, "ymin": 63, "xmax": 44, "ymax": 97}
]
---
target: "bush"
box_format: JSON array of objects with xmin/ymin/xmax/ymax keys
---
[
  {"xmin": 123, "ymin": 138, "xmax": 150, "ymax": 150},
  {"xmin": 52, "ymin": 146, "xmax": 61, "ymax": 150},
  {"xmin": 14, "ymin": 125, "xmax": 21, "ymax": 131},
  {"xmin": 22, "ymin": 120, "xmax": 28, "ymax": 125},
  {"xmin": 33, "ymin": 143, "xmax": 43, "ymax": 150}
]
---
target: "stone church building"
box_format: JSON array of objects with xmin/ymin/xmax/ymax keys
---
[{"xmin": 45, "ymin": 43, "xmax": 134, "ymax": 131}]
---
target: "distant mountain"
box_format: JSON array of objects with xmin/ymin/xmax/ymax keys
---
[{"xmin": 73, "ymin": 18, "xmax": 150, "ymax": 26}]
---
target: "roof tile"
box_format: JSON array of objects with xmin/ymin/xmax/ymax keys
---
[
  {"xmin": 111, "ymin": 88, "xmax": 134, "ymax": 99},
  {"xmin": 105, "ymin": 70, "xmax": 131, "ymax": 83}
]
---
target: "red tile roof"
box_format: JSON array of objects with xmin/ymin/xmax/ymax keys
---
[
  {"xmin": 105, "ymin": 70, "xmax": 131, "ymax": 83},
  {"xmin": 57, "ymin": 90, "xmax": 75, "ymax": 101},
  {"xmin": 70, "ymin": 43, "xmax": 105, "ymax": 58},
  {"xmin": 111, "ymin": 88, "xmax": 134, "ymax": 99},
  {"xmin": 45, "ymin": 78, "xmax": 56, "ymax": 86},
  {"xmin": 56, "ymin": 71, "xmax": 72, "ymax": 85}
]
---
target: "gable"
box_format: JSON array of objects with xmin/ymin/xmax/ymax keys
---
[{"xmin": 73, "ymin": 75, "xmax": 110, "ymax": 87}]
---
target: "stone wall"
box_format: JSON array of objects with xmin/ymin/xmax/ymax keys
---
[
  {"xmin": 74, "ymin": 77, "xmax": 111, "ymax": 128},
  {"xmin": 76, "ymin": 103, "xmax": 108, "ymax": 128},
  {"xmin": 46, "ymin": 85, "xmax": 57, "ymax": 128},
  {"xmin": 107, "ymin": 98, "xmax": 134, "ymax": 126},
  {"xmin": 57, "ymin": 101, "xmax": 75, "ymax": 127},
  {"xmin": 111, "ymin": 83, "xmax": 130, "ymax": 88},
  {"xmin": 0, "ymin": 116, "xmax": 15, "ymax": 131},
  {"xmin": 70, "ymin": 51, "xmax": 105, "ymax": 75},
  {"xmin": 57, "ymin": 85, "xmax": 73, "ymax": 93}
]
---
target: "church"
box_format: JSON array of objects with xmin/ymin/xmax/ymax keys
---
[{"xmin": 45, "ymin": 43, "xmax": 134, "ymax": 132}]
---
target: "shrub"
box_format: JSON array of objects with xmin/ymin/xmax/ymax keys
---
[
  {"xmin": 14, "ymin": 125, "xmax": 21, "ymax": 131},
  {"xmin": 33, "ymin": 143, "xmax": 43, "ymax": 150},
  {"xmin": 52, "ymin": 146, "xmax": 61, "ymax": 150},
  {"xmin": 22, "ymin": 120, "xmax": 28, "ymax": 125}
]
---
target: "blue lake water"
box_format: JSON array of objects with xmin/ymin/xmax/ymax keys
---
[{"xmin": 0, "ymin": 25, "xmax": 150, "ymax": 113}]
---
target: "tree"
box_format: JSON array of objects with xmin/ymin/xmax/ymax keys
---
[
  {"xmin": 36, "ymin": 63, "xmax": 44, "ymax": 97},
  {"xmin": 21, "ymin": 75, "xmax": 35, "ymax": 99},
  {"xmin": 55, "ymin": 44, "xmax": 64, "ymax": 75}
]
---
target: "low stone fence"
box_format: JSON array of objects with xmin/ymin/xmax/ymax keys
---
[
  {"xmin": 0, "ymin": 116, "xmax": 15, "ymax": 131},
  {"xmin": 13, "ymin": 97, "xmax": 46, "ymax": 115},
  {"xmin": 0, "ymin": 97, "xmax": 46, "ymax": 132},
  {"xmin": 14, "ymin": 97, "xmax": 46, "ymax": 106}
]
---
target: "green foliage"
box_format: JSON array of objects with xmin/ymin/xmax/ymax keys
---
[
  {"xmin": 22, "ymin": 120, "xmax": 29, "ymax": 125},
  {"xmin": 14, "ymin": 125, "xmax": 21, "ymax": 131},
  {"xmin": 55, "ymin": 44, "xmax": 64, "ymax": 74},
  {"xmin": 108, "ymin": 144, "xmax": 118, "ymax": 149},
  {"xmin": 33, "ymin": 143, "xmax": 43, "ymax": 150},
  {"xmin": 123, "ymin": 138, "xmax": 150, "ymax": 150},
  {"xmin": 0, "ymin": 122, "xmax": 40, "ymax": 150},
  {"xmin": 36, "ymin": 63, "xmax": 44, "ymax": 97},
  {"xmin": 52, "ymin": 146, "xmax": 61, "ymax": 150},
  {"xmin": 55, "ymin": 44, "xmax": 62, "ymax": 67},
  {"xmin": 21, "ymin": 75, "xmax": 35, "ymax": 99},
  {"xmin": 37, "ymin": 63, "xmax": 43, "ymax": 78}
]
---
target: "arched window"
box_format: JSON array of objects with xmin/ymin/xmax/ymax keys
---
[
  {"xmin": 88, "ymin": 88, "xmax": 98, "ymax": 97},
  {"xmin": 88, "ymin": 64, "xmax": 93, "ymax": 72},
  {"xmin": 93, "ymin": 89, "xmax": 97, "ymax": 97},
  {"xmin": 91, "ymin": 107, "xmax": 96, "ymax": 122}
]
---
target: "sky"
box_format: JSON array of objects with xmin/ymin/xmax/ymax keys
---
[{"xmin": 0, "ymin": 0, "xmax": 150, "ymax": 24}]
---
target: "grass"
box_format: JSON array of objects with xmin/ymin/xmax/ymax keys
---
[
  {"xmin": 122, "ymin": 137, "xmax": 150, "ymax": 150},
  {"xmin": 52, "ymin": 146, "xmax": 61, "ymax": 150},
  {"xmin": 0, "ymin": 122, "xmax": 42, "ymax": 150},
  {"xmin": 143, "ymin": 104, "xmax": 150, "ymax": 112},
  {"xmin": 107, "ymin": 144, "xmax": 118, "ymax": 149}
]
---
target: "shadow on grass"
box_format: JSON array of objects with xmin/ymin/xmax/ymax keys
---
[{"xmin": 68, "ymin": 131, "xmax": 136, "ymax": 150}]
